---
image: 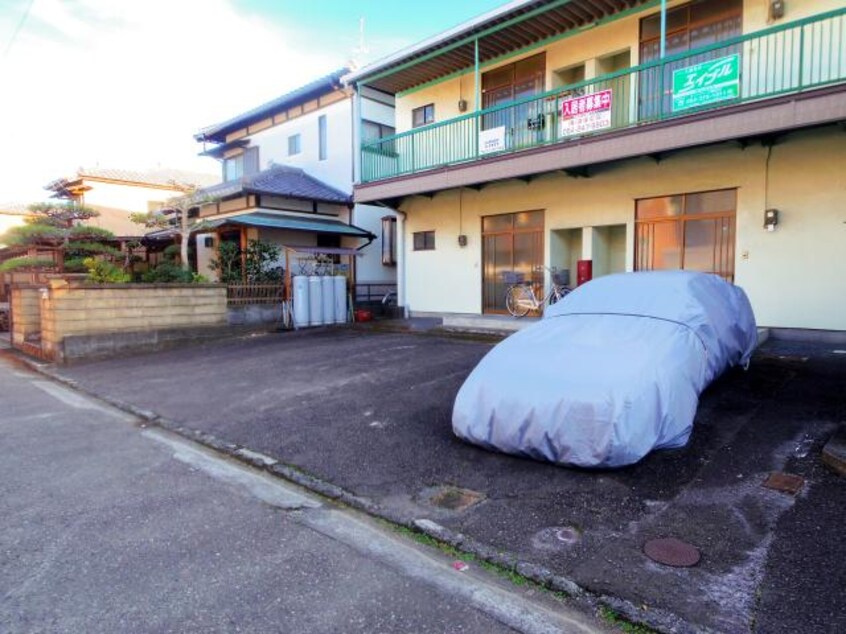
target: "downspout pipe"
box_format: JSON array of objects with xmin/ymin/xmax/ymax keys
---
[
  {"xmin": 659, "ymin": 0, "xmax": 667, "ymax": 58},
  {"xmin": 395, "ymin": 208, "xmax": 407, "ymax": 318}
]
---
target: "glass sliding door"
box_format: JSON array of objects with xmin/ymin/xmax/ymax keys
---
[
  {"xmin": 482, "ymin": 211, "xmax": 544, "ymax": 313},
  {"xmin": 482, "ymin": 54, "xmax": 546, "ymax": 149}
]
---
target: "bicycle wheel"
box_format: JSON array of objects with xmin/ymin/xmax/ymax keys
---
[
  {"xmin": 505, "ymin": 285, "xmax": 533, "ymax": 317},
  {"xmin": 548, "ymin": 286, "xmax": 571, "ymax": 306}
]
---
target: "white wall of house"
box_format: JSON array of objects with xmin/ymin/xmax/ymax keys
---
[
  {"xmin": 233, "ymin": 92, "xmax": 397, "ymax": 287},
  {"xmin": 248, "ymin": 98, "xmax": 354, "ymax": 193},
  {"xmin": 351, "ymin": 203, "xmax": 395, "ymax": 283},
  {"xmin": 399, "ymin": 127, "xmax": 846, "ymax": 331}
]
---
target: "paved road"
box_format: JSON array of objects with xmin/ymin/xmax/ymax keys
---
[
  {"xmin": 55, "ymin": 328, "xmax": 846, "ymax": 633},
  {"xmin": 0, "ymin": 354, "xmax": 604, "ymax": 634}
]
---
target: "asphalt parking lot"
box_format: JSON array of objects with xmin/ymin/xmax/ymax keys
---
[{"xmin": 58, "ymin": 328, "xmax": 846, "ymax": 633}]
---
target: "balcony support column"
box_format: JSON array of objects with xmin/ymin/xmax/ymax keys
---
[
  {"xmin": 659, "ymin": 0, "xmax": 667, "ymax": 58},
  {"xmin": 474, "ymin": 38, "xmax": 480, "ymax": 111},
  {"xmin": 354, "ymin": 84, "xmax": 363, "ymax": 184}
]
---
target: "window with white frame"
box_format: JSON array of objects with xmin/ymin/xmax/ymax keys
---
[
  {"xmin": 412, "ymin": 104, "xmax": 435, "ymax": 128},
  {"xmin": 222, "ymin": 146, "xmax": 259, "ymax": 182},
  {"xmin": 318, "ymin": 115, "xmax": 328, "ymax": 161},
  {"xmin": 288, "ymin": 134, "xmax": 301, "ymax": 156}
]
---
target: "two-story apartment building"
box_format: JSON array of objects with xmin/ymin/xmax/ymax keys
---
[
  {"xmin": 349, "ymin": 0, "xmax": 846, "ymax": 333},
  {"xmin": 193, "ymin": 68, "xmax": 398, "ymax": 290}
]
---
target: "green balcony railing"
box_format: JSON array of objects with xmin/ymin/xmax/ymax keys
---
[{"xmin": 361, "ymin": 8, "xmax": 846, "ymax": 183}]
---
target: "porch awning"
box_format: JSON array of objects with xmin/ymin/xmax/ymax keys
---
[{"xmin": 194, "ymin": 212, "xmax": 374, "ymax": 239}]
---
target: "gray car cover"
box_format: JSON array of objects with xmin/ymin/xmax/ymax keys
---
[{"xmin": 452, "ymin": 271, "xmax": 757, "ymax": 468}]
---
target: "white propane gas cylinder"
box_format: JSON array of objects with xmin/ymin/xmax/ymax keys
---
[
  {"xmin": 308, "ymin": 276, "xmax": 323, "ymax": 326},
  {"xmin": 321, "ymin": 276, "xmax": 334, "ymax": 325},
  {"xmin": 333, "ymin": 276, "xmax": 346, "ymax": 323},
  {"xmin": 293, "ymin": 276, "xmax": 310, "ymax": 328}
]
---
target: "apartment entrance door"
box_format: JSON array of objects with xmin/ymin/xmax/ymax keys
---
[{"xmin": 482, "ymin": 210, "xmax": 544, "ymax": 313}]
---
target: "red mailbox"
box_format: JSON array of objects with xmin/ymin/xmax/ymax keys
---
[{"xmin": 576, "ymin": 259, "xmax": 593, "ymax": 286}]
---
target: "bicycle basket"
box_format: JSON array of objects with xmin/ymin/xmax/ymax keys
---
[
  {"xmin": 502, "ymin": 271, "xmax": 525, "ymax": 284},
  {"xmin": 552, "ymin": 269, "xmax": 570, "ymax": 287}
]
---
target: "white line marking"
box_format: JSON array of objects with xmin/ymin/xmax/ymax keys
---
[
  {"xmin": 141, "ymin": 429, "xmax": 601, "ymax": 633},
  {"xmin": 303, "ymin": 510, "xmax": 597, "ymax": 634},
  {"xmin": 28, "ymin": 380, "xmax": 137, "ymax": 422},
  {"xmin": 142, "ymin": 429, "xmax": 319, "ymax": 510}
]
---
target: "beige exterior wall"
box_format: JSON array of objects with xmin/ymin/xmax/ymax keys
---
[
  {"xmin": 394, "ymin": 0, "xmax": 841, "ymax": 133},
  {"xmin": 400, "ymin": 127, "xmax": 845, "ymax": 331}
]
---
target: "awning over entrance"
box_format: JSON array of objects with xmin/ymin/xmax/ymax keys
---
[{"xmin": 194, "ymin": 212, "xmax": 374, "ymax": 239}]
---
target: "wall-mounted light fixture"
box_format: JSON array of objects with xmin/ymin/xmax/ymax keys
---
[
  {"xmin": 458, "ymin": 234, "xmax": 468, "ymax": 247},
  {"xmin": 458, "ymin": 99, "xmax": 468, "ymax": 113},
  {"xmin": 769, "ymin": 0, "xmax": 785, "ymax": 21},
  {"xmin": 764, "ymin": 209, "xmax": 779, "ymax": 232}
]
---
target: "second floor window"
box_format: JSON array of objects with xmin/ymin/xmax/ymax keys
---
[
  {"xmin": 288, "ymin": 134, "xmax": 301, "ymax": 156},
  {"xmin": 362, "ymin": 120, "xmax": 396, "ymax": 142},
  {"xmin": 223, "ymin": 146, "xmax": 259, "ymax": 182},
  {"xmin": 412, "ymin": 104, "xmax": 435, "ymax": 128},
  {"xmin": 318, "ymin": 115, "xmax": 328, "ymax": 161}
]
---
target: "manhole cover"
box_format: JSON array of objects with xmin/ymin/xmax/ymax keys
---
[
  {"xmin": 422, "ymin": 486, "xmax": 485, "ymax": 511},
  {"xmin": 762, "ymin": 472, "xmax": 804, "ymax": 495},
  {"xmin": 643, "ymin": 537, "xmax": 701, "ymax": 567}
]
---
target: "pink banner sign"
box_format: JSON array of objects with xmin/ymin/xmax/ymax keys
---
[{"xmin": 559, "ymin": 89, "xmax": 613, "ymax": 137}]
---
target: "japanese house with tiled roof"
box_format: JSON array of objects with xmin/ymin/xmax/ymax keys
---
[
  {"xmin": 348, "ymin": 0, "xmax": 846, "ymax": 333},
  {"xmin": 193, "ymin": 68, "xmax": 398, "ymax": 292}
]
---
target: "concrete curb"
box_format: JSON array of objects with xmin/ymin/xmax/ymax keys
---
[
  {"xmin": 5, "ymin": 347, "xmax": 701, "ymax": 634},
  {"xmin": 822, "ymin": 424, "xmax": 846, "ymax": 477}
]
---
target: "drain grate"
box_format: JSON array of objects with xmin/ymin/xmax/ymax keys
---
[
  {"xmin": 421, "ymin": 485, "xmax": 485, "ymax": 511},
  {"xmin": 643, "ymin": 537, "xmax": 701, "ymax": 567},
  {"xmin": 762, "ymin": 472, "xmax": 805, "ymax": 495}
]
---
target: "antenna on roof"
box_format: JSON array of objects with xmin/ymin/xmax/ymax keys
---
[{"xmin": 350, "ymin": 17, "xmax": 368, "ymax": 69}]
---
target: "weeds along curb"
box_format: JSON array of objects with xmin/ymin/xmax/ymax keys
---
[{"xmin": 10, "ymin": 349, "xmax": 696, "ymax": 634}]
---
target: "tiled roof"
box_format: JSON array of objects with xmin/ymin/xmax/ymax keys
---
[
  {"xmin": 45, "ymin": 167, "xmax": 219, "ymax": 192},
  {"xmin": 77, "ymin": 167, "xmax": 219, "ymax": 188},
  {"xmin": 195, "ymin": 68, "xmax": 350, "ymax": 143},
  {"xmin": 201, "ymin": 165, "xmax": 351, "ymax": 205}
]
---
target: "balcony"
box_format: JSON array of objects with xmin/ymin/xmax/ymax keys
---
[{"xmin": 360, "ymin": 9, "xmax": 846, "ymax": 187}]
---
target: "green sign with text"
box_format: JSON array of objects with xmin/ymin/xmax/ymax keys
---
[{"xmin": 672, "ymin": 54, "xmax": 740, "ymax": 112}]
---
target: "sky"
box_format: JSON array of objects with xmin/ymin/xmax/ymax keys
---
[{"xmin": 0, "ymin": 0, "xmax": 503, "ymax": 204}]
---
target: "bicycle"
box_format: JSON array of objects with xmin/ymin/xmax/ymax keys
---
[{"xmin": 504, "ymin": 266, "xmax": 571, "ymax": 318}]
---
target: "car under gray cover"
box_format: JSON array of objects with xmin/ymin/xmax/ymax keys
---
[{"xmin": 452, "ymin": 271, "xmax": 758, "ymax": 468}]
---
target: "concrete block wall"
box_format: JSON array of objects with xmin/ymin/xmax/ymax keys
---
[
  {"xmin": 39, "ymin": 280, "xmax": 227, "ymax": 362},
  {"xmin": 10, "ymin": 286, "xmax": 42, "ymax": 346}
]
